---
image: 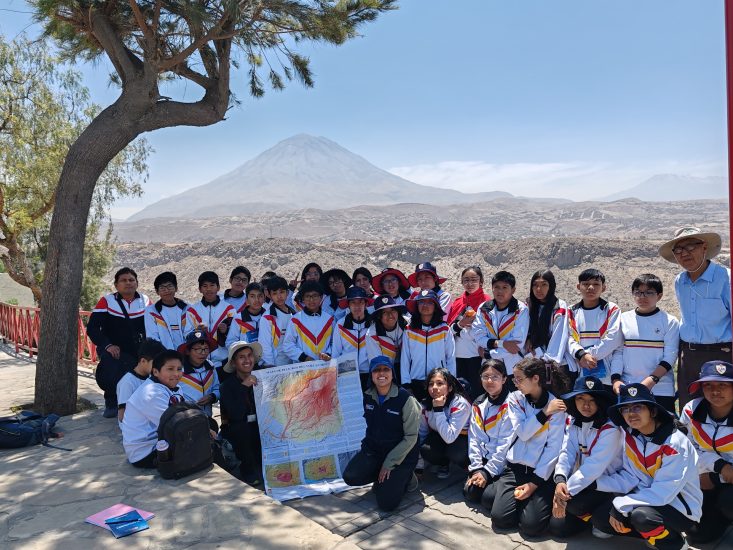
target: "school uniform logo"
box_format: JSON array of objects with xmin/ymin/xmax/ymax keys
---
[
  {"xmin": 628, "ymin": 387, "xmax": 638, "ymax": 397},
  {"xmin": 585, "ymin": 380, "xmax": 595, "ymax": 389},
  {"xmin": 716, "ymin": 363, "xmax": 727, "ymax": 375}
]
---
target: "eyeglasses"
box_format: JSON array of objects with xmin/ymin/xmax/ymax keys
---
[
  {"xmin": 513, "ymin": 375, "xmax": 527, "ymax": 385},
  {"xmin": 328, "ymin": 279, "xmax": 345, "ymax": 286},
  {"xmin": 672, "ymin": 242, "xmax": 703, "ymax": 255},
  {"xmin": 462, "ymin": 278, "xmax": 481, "ymax": 284},
  {"xmin": 157, "ymin": 284, "xmax": 176, "ymax": 291},
  {"xmin": 190, "ymin": 346, "xmax": 210, "ymax": 354},
  {"xmin": 382, "ymin": 277, "xmax": 398, "ymax": 285},
  {"xmin": 632, "ymin": 290, "xmax": 658, "ymax": 298},
  {"xmin": 231, "ymin": 276, "xmax": 249, "ymax": 283},
  {"xmin": 619, "ymin": 404, "xmax": 645, "ymax": 415},
  {"xmin": 480, "ymin": 374, "xmax": 503, "ymax": 382}
]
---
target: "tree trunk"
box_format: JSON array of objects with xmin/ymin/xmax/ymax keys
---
[{"xmin": 34, "ymin": 102, "xmax": 137, "ymax": 415}]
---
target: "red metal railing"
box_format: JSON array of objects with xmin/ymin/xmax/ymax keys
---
[{"xmin": 0, "ymin": 302, "xmax": 98, "ymax": 365}]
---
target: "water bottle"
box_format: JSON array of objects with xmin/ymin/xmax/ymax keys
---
[{"xmin": 156, "ymin": 439, "xmax": 171, "ymax": 462}]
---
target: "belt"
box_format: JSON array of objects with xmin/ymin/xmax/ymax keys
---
[{"xmin": 680, "ymin": 341, "xmax": 732, "ymax": 352}]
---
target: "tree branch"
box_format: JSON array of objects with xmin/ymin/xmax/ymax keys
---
[
  {"xmin": 127, "ymin": 0, "xmax": 156, "ymax": 49},
  {"xmin": 89, "ymin": 10, "xmax": 143, "ymax": 83}
]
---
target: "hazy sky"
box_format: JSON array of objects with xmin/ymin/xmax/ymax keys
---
[{"xmin": 1, "ymin": 0, "xmax": 727, "ymax": 218}]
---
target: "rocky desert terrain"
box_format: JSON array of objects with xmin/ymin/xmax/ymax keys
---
[{"xmin": 114, "ymin": 236, "xmax": 730, "ymax": 319}]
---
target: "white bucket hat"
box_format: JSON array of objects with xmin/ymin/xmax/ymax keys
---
[
  {"xmin": 658, "ymin": 227, "xmax": 722, "ymax": 263},
  {"xmin": 224, "ymin": 341, "xmax": 262, "ymax": 373}
]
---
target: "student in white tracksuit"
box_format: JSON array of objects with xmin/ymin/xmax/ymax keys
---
[
  {"xmin": 679, "ymin": 360, "xmax": 733, "ymax": 545},
  {"xmin": 592, "ymin": 383, "xmax": 702, "ymax": 550},
  {"xmin": 490, "ymin": 357, "xmax": 569, "ymax": 537},
  {"xmin": 549, "ymin": 376, "xmax": 623, "ymax": 538},
  {"xmin": 418, "ymin": 367, "xmax": 471, "ymax": 478},
  {"xmin": 400, "ymin": 290, "xmax": 456, "ymax": 402},
  {"xmin": 524, "ymin": 270, "xmax": 573, "ymax": 393},
  {"xmin": 332, "ymin": 286, "xmax": 374, "ymax": 388},
  {"xmin": 407, "ymin": 262, "xmax": 452, "ymax": 321},
  {"xmin": 463, "ymin": 359, "xmax": 514, "ymax": 509}
]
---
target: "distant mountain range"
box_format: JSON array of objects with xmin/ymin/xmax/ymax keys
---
[
  {"xmin": 128, "ymin": 134, "xmax": 513, "ymax": 221},
  {"xmin": 603, "ymin": 174, "xmax": 727, "ymax": 201}
]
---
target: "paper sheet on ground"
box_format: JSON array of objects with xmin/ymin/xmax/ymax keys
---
[{"xmin": 254, "ymin": 353, "xmax": 366, "ymax": 501}]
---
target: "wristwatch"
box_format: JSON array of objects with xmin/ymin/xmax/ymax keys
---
[{"xmin": 649, "ymin": 375, "xmax": 660, "ymax": 383}]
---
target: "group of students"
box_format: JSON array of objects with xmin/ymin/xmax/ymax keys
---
[{"xmin": 89, "ymin": 226, "xmax": 732, "ymax": 548}]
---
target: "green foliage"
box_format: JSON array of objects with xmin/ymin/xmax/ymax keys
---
[
  {"xmin": 30, "ymin": 0, "xmax": 397, "ymax": 99},
  {"xmin": 0, "ymin": 33, "xmax": 150, "ymax": 303}
]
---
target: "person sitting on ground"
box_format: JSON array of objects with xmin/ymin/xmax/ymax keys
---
[
  {"xmin": 490, "ymin": 357, "xmax": 568, "ymax": 537},
  {"xmin": 567, "ymin": 269, "xmax": 621, "ymax": 387},
  {"xmin": 144, "ymin": 271, "xmax": 188, "ymax": 351},
  {"xmin": 550, "ymin": 376, "xmax": 622, "ymax": 538},
  {"xmin": 259, "ymin": 276, "xmax": 296, "ymax": 367},
  {"xmin": 343, "ymin": 355, "xmax": 421, "ymax": 511},
  {"xmin": 463, "ymin": 359, "xmax": 513, "ymax": 509},
  {"xmin": 591, "ymin": 383, "xmax": 702, "ymax": 550},
  {"xmin": 320, "ymin": 268, "xmax": 352, "ymax": 320},
  {"xmin": 178, "ymin": 330, "xmax": 220, "ymax": 430},
  {"xmin": 282, "ymin": 281, "xmax": 334, "ymax": 363},
  {"xmin": 121, "ymin": 350, "xmax": 185, "ymax": 468},
  {"xmin": 221, "ymin": 266, "xmax": 251, "ymax": 311},
  {"xmin": 418, "ymin": 367, "xmax": 471, "ymax": 479},
  {"xmin": 408, "ymin": 262, "xmax": 452, "ymax": 320},
  {"xmin": 401, "ymin": 289, "xmax": 456, "ymax": 401},
  {"xmin": 525, "ymin": 270, "xmax": 573, "ymax": 394},
  {"xmin": 610, "ymin": 273, "xmax": 679, "ymax": 413},
  {"xmin": 471, "ymin": 270, "xmax": 529, "ymax": 389},
  {"xmin": 225, "ymin": 282, "xmax": 266, "ymax": 349},
  {"xmin": 116, "ymin": 338, "xmax": 166, "ymax": 424},
  {"xmin": 372, "ymin": 267, "xmax": 412, "ymax": 307},
  {"xmin": 219, "ymin": 341, "xmax": 263, "ymax": 486},
  {"xmin": 332, "ymin": 286, "xmax": 374, "ymax": 387},
  {"xmin": 183, "ymin": 271, "xmax": 234, "ymax": 369},
  {"xmin": 680, "ymin": 361, "xmax": 733, "ymax": 545},
  {"xmin": 88, "ymin": 267, "xmax": 151, "ymax": 418},
  {"xmin": 448, "ymin": 266, "xmax": 491, "ymax": 401}
]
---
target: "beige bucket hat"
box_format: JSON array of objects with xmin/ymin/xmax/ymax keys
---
[
  {"xmin": 658, "ymin": 227, "xmax": 722, "ymax": 263},
  {"xmin": 224, "ymin": 341, "xmax": 262, "ymax": 373}
]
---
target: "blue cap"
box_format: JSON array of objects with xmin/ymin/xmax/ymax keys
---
[
  {"xmin": 369, "ymin": 355, "xmax": 394, "ymax": 373},
  {"xmin": 607, "ymin": 383, "xmax": 672, "ymax": 427},
  {"xmin": 338, "ymin": 286, "xmax": 375, "ymax": 309},
  {"xmin": 406, "ymin": 289, "xmax": 444, "ymax": 316},
  {"xmin": 688, "ymin": 361, "xmax": 733, "ymax": 395}
]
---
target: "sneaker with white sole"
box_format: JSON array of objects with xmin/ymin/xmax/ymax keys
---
[
  {"xmin": 436, "ymin": 465, "xmax": 450, "ymax": 479},
  {"xmin": 592, "ymin": 527, "xmax": 613, "ymax": 539}
]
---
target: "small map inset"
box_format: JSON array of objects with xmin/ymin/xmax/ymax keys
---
[
  {"xmin": 260, "ymin": 366, "xmax": 343, "ymax": 446},
  {"xmin": 302, "ymin": 455, "xmax": 338, "ymax": 483},
  {"xmin": 265, "ymin": 462, "xmax": 301, "ymax": 488}
]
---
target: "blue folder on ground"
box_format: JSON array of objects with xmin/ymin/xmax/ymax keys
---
[{"xmin": 104, "ymin": 510, "xmax": 149, "ymax": 538}]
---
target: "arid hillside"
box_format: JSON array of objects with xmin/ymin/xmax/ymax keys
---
[{"xmin": 114, "ymin": 237, "xmax": 730, "ymax": 319}]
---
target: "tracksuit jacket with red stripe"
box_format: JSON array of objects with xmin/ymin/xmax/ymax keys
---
[
  {"xmin": 331, "ymin": 314, "xmax": 372, "ymax": 373},
  {"xmin": 400, "ymin": 321, "xmax": 456, "ymax": 385},
  {"xmin": 418, "ymin": 394, "xmax": 471, "ymax": 444},
  {"xmin": 681, "ymin": 397, "xmax": 733, "ymax": 479},
  {"xmin": 259, "ymin": 303, "xmax": 295, "ymax": 366},
  {"xmin": 471, "ymin": 298, "xmax": 529, "ymax": 376},
  {"xmin": 282, "ymin": 309, "xmax": 334, "ymax": 363},
  {"xmin": 595, "ymin": 421, "xmax": 702, "ymax": 521},
  {"xmin": 184, "ymin": 297, "xmax": 234, "ymax": 366},
  {"xmin": 467, "ymin": 386, "xmax": 513, "ymax": 479},
  {"xmin": 554, "ymin": 416, "xmax": 623, "ymax": 496}
]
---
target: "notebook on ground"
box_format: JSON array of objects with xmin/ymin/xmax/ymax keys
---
[{"xmin": 85, "ymin": 503, "xmax": 155, "ymax": 531}]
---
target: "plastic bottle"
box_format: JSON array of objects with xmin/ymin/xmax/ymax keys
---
[
  {"xmin": 464, "ymin": 306, "xmax": 476, "ymax": 318},
  {"xmin": 156, "ymin": 439, "xmax": 171, "ymax": 462}
]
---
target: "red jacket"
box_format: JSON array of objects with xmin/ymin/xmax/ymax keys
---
[{"xmin": 447, "ymin": 287, "xmax": 491, "ymax": 325}]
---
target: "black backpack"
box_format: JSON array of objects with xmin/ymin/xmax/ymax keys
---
[
  {"xmin": 0, "ymin": 411, "xmax": 70, "ymax": 451},
  {"xmin": 156, "ymin": 402, "xmax": 213, "ymax": 479}
]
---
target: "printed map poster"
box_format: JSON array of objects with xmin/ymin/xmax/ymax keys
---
[{"xmin": 253, "ymin": 353, "xmax": 366, "ymax": 501}]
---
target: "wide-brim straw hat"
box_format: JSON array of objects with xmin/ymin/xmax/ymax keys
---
[{"xmin": 658, "ymin": 227, "xmax": 722, "ymax": 263}]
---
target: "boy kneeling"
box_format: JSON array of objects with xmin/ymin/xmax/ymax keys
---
[{"xmin": 121, "ymin": 350, "xmax": 185, "ymax": 468}]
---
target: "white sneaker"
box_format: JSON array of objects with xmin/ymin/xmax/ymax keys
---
[{"xmin": 592, "ymin": 527, "xmax": 613, "ymax": 539}]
